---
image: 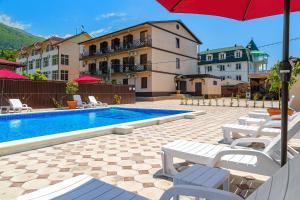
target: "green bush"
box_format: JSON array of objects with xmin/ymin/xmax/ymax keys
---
[
  {"xmin": 114, "ymin": 95, "xmax": 122, "ymax": 104},
  {"xmin": 66, "ymin": 81, "xmax": 79, "ymax": 95}
]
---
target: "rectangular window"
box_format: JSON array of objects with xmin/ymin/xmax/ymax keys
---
[
  {"xmin": 43, "ymin": 57, "xmax": 49, "ymax": 67},
  {"xmin": 176, "ymin": 38, "xmax": 180, "ymax": 48},
  {"xmin": 29, "ymin": 60, "xmax": 33, "ymax": 69},
  {"xmin": 236, "ymin": 63, "xmax": 241, "ymax": 70},
  {"xmin": 60, "ymin": 70, "xmax": 69, "ymax": 81},
  {"xmin": 141, "ymin": 77, "xmax": 147, "ymax": 89},
  {"xmin": 207, "ymin": 66, "xmax": 212, "ymax": 72},
  {"xmin": 219, "ymin": 65, "xmax": 225, "ymax": 71},
  {"xmin": 197, "ymin": 66, "xmax": 201, "ymax": 74},
  {"xmin": 236, "ymin": 75, "xmax": 242, "ymax": 81},
  {"xmin": 206, "ymin": 55, "xmax": 213, "ymax": 61},
  {"xmin": 220, "ymin": 76, "xmax": 226, "ymax": 81},
  {"xmin": 61, "ymin": 54, "xmax": 69, "ymax": 65},
  {"xmin": 213, "ymin": 80, "xmax": 218, "ymax": 85},
  {"xmin": 176, "ymin": 58, "xmax": 180, "ymax": 69},
  {"xmin": 52, "ymin": 55, "xmax": 58, "ymax": 65},
  {"xmin": 52, "ymin": 70, "xmax": 59, "ymax": 80},
  {"xmin": 123, "ymin": 79, "xmax": 128, "ymax": 85},
  {"xmin": 140, "ymin": 31, "xmax": 147, "ymax": 43},
  {"xmin": 35, "ymin": 59, "xmax": 41, "ymax": 68},
  {"xmin": 219, "ymin": 53, "xmax": 226, "ymax": 60},
  {"xmin": 235, "ymin": 51, "xmax": 242, "ymax": 58}
]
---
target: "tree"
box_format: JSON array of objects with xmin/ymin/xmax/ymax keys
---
[
  {"xmin": 22, "ymin": 70, "xmax": 48, "ymax": 80},
  {"xmin": 267, "ymin": 61, "xmax": 300, "ymax": 101},
  {"xmin": 0, "ymin": 50, "xmax": 17, "ymax": 61}
]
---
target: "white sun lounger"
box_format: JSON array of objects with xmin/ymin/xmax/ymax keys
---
[
  {"xmin": 160, "ymin": 153, "xmax": 300, "ymax": 200},
  {"xmin": 19, "ymin": 153, "xmax": 300, "ymax": 200},
  {"xmin": 88, "ymin": 96, "xmax": 108, "ymax": 107},
  {"xmin": 162, "ymin": 115, "xmax": 300, "ymax": 177},
  {"xmin": 9, "ymin": 99, "xmax": 32, "ymax": 113},
  {"xmin": 73, "ymin": 95, "xmax": 91, "ymax": 109},
  {"xmin": 222, "ymin": 115, "xmax": 300, "ymax": 143}
]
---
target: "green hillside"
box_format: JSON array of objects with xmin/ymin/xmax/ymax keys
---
[{"xmin": 0, "ymin": 23, "xmax": 44, "ymax": 50}]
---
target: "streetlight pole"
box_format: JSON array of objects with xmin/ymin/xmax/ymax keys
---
[{"xmin": 280, "ymin": 0, "xmax": 292, "ymax": 166}]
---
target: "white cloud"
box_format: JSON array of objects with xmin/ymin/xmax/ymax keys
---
[
  {"xmin": 90, "ymin": 27, "xmax": 112, "ymax": 37},
  {"xmin": 95, "ymin": 12, "xmax": 127, "ymax": 20},
  {"xmin": 37, "ymin": 34, "xmax": 73, "ymax": 39},
  {"xmin": 0, "ymin": 14, "xmax": 31, "ymax": 30}
]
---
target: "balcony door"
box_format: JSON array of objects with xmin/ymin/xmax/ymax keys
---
[
  {"xmin": 99, "ymin": 61, "xmax": 108, "ymax": 74},
  {"xmin": 111, "ymin": 59, "xmax": 121, "ymax": 73},
  {"xmin": 123, "ymin": 34, "xmax": 133, "ymax": 49},
  {"xmin": 89, "ymin": 45, "xmax": 96, "ymax": 56},
  {"xmin": 111, "ymin": 38, "xmax": 120, "ymax": 50},
  {"xmin": 89, "ymin": 63, "xmax": 97, "ymax": 75},
  {"xmin": 140, "ymin": 54, "xmax": 147, "ymax": 70},
  {"xmin": 100, "ymin": 42, "xmax": 108, "ymax": 53},
  {"xmin": 140, "ymin": 31, "xmax": 147, "ymax": 43}
]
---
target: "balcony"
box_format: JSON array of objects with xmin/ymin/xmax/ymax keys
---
[
  {"xmin": 111, "ymin": 63, "xmax": 152, "ymax": 74},
  {"xmin": 80, "ymin": 37, "xmax": 152, "ymax": 60}
]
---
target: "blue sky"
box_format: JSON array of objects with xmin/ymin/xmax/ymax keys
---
[{"xmin": 0, "ymin": 0, "xmax": 299, "ymax": 67}]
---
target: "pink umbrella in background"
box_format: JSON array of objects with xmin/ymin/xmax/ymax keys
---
[
  {"xmin": 74, "ymin": 75, "xmax": 102, "ymax": 83},
  {"xmin": 0, "ymin": 69, "xmax": 28, "ymax": 79},
  {"xmin": 157, "ymin": 0, "xmax": 300, "ymax": 166}
]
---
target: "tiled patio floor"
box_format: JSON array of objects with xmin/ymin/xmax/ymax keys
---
[{"xmin": 0, "ymin": 100, "xmax": 299, "ymax": 200}]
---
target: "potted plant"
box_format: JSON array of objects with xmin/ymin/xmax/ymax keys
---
[{"xmin": 66, "ymin": 81, "xmax": 79, "ymax": 109}]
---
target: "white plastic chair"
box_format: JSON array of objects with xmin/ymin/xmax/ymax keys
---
[{"xmin": 88, "ymin": 96, "xmax": 108, "ymax": 107}]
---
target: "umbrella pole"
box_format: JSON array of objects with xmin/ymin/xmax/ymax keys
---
[{"xmin": 280, "ymin": 0, "xmax": 291, "ymax": 166}]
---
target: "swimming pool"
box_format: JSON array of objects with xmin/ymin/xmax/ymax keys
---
[{"xmin": 0, "ymin": 107, "xmax": 190, "ymax": 143}]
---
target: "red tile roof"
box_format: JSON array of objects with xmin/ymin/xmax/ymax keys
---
[{"xmin": 0, "ymin": 59, "xmax": 23, "ymax": 67}]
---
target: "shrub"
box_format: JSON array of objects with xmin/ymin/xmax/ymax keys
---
[
  {"xmin": 236, "ymin": 95, "xmax": 240, "ymax": 107},
  {"xmin": 114, "ymin": 95, "xmax": 122, "ymax": 104},
  {"xmin": 66, "ymin": 81, "xmax": 79, "ymax": 95},
  {"xmin": 253, "ymin": 93, "xmax": 258, "ymax": 108}
]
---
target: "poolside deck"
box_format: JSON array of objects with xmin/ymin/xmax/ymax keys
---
[{"xmin": 0, "ymin": 100, "xmax": 299, "ymax": 200}]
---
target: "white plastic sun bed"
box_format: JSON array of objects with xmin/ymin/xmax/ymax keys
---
[
  {"xmin": 88, "ymin": 96, "xmax": 108, "ymax": 107},
  {"xmin": 73, "ymin": 95, "xmax": 91, "ymax": 109},
  {"xmin": 9, "ymin": 99, "xmax": 32, "ymax": 113},
  {"xmin": 161, "ymin": 115, "xmax": 300, "ymax": 177},
  {"xmin": 160, "ymin": 153, "xmax": 300, "ymax": 200},
  {"xmin": 18, "ymin": 153, "xmax": 300, "ymax": 200},
  {"xmin": 222, "ymin": 115, "xmax": 300, "ymax": 143}
]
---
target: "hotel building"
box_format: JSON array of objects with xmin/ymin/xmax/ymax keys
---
[
  {"xmin": 16, "ymin": 32, "xmax": 91, "ymax": 81},
  {"xmin": 79, "ymin": 20, "xmax": 202, "ymax": 97}
]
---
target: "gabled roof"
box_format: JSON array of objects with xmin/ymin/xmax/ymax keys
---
[
  {"xmin": 246, "ymin": 39, "xmax": 259, "ymax": 51},
  {"xmin": 80, "ymin": 20, "xmax": 201, "ymax": 44},
  {"xmin": 200, "ymin": 45, "xmax": 245, "ymax": 54},
  {"xmin": 55, "ymin": 32, "xmax": 91, "ymax": 45}
]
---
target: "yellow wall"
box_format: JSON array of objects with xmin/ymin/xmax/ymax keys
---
[
  {"xmin": 186, "ymin": 78, "xmax": 221, "ymax": 95},
  {"xmin": 290, "ymin": 75, "xmax": 300, "ymax": 111}
]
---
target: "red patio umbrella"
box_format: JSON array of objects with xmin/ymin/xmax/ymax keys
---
[
  {"xmin": 74, "ymin": 75, "xmax": 102, "ymax": 83},
  {"xmin": 157, "ymin": 0, "xmax": 300, "ymax": 166},
  {"xmin": 0, "ymin": 69, "xmax": 28, "ymax": 79}
]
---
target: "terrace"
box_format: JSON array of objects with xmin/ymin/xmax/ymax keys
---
[
  {"xmin": 80, "ymin": 37, "xmax": 152, "ymax": 60},
  {"xmin": 1, "ymin": 99, "xmax": 299, "ymax": 200}
]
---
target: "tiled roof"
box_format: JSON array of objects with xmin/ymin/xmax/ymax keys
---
[{"xmin": 0, "ymin": 59, "xmax": 23, "ymax": 66}]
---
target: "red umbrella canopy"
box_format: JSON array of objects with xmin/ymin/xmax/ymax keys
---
[
  {"xmin": 0, "ymin": 69, "xmax": 28, "ymax": 79},
  {"xmin": 157, "ymin": 0, "xmax": 300, "ymax": 20},
  {"xmin": 74, "ymin": 75, "xmax": 102, "ymax": 83}
]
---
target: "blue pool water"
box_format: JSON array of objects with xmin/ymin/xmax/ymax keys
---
[{"xmin": 0, "ymin": 107, "xmax": 190, "ymax": 143}]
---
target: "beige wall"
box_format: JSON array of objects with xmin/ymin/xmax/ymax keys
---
[
  {"xmin": 290, "ymin": 75, "xmax": 300, "ymax": 111},
  {"xmin": 151, "ymin": 22, "xmax": 198, "ymax": 59},
  {"xmin": 186, "ymin": 78, "xmax": 221, "ymax": 95},
  {"xmin": 151, "ymin": 72, "xmax": 176, "ymax": 93},
  {"xmin": 59, "ymin": 34, "xmax": 91, "ymax": 81}
]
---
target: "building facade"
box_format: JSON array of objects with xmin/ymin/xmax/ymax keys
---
[
  {"xmin": 198, "ymin": 40, "xmax": 268, "ymax": 83},
  {"xmin": 79, "ymin": 20, "xmax": 201, "ymax": 97},
  {"xmin": 16, "ymin": 32, "xmax": 91, "ymax": 81}
]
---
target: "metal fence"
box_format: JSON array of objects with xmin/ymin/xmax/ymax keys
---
[{"xmin": 0, "ymin": 78, "xmax": 135, "ymax": 108}]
